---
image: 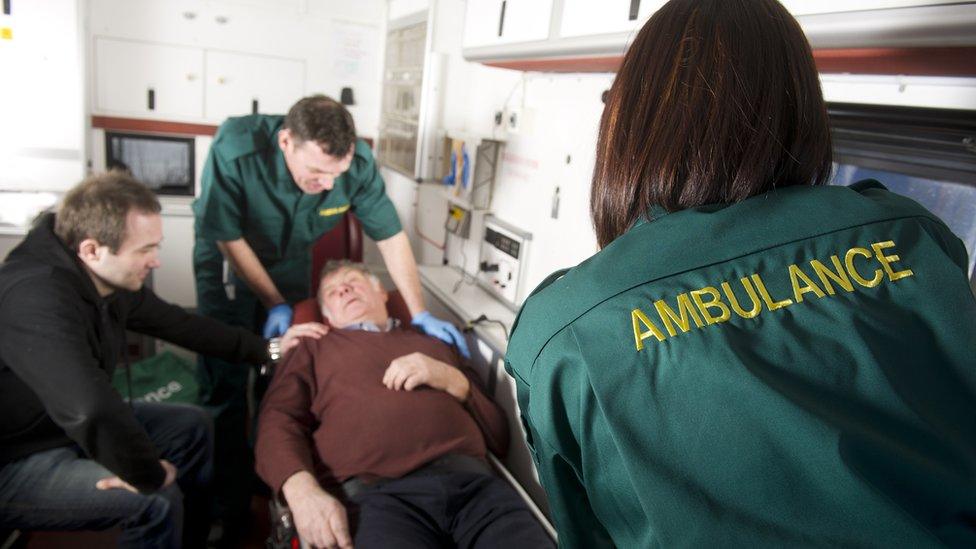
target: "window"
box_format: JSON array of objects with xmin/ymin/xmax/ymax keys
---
[{"xmin": 829, "ymin": 103, "xmax": 976, "ymax": 283}]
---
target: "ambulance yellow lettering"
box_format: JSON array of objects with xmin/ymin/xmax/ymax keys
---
[
  {"xmin": 872, "ymin": 240, "xmax": 915, "ymax": 281},
  {"xmin": 788, "ymin": 264, "xmax": 826, "ymax": 303},
  {"xmin": 810, "ymin": 256, "xmax": 854, "ymax": 295},
  {"xmin": 654, "ymin": 294, "xmax": 704, "ymax": 337},
  {"xmin": 691, "ymin": 287, "xmax": 731, "ymax": 325},
  {"xmin": 751, "ymin": 273, "xmax": 793, "ymax": 310},
  {"xmin": 721, "ymin": 278, "xmax": 763, "ymax": 319},
  {"xmin": 632, "ymin": 308, "xmax": 667, "ymax": 351},
  {"xmin": 630, "ymin": 240, "xmax": 915, "ymax": 351},
  {"xmin": 845, "ymin": 247, "xmax": 883, "ymax": 287}
]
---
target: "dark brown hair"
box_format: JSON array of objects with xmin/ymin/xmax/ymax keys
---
[
  {"xmin": 284, "ymin": 95, "xmax": 357, "ymax": 157},
  {"xmin": 55, "ymin": 170, "xmax": 161, "ymax": 253},
  {"xmin": 591, "ymin": 0, "xmax": 832, "ymax": 248}
]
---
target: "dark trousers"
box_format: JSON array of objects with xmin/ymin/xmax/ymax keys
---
[
  {"xmin": 194, "ymin": 288, "xmax": 263, "ymax": 527},
  {"xmin": 349, "ymin": 471, "xmax": 554, "ymax": 549},
  {"xmin": 0, "ymin": 402, "xmax": 213, "ymax": 549}
]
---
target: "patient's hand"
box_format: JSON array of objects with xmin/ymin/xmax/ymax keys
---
[
  {"xmin": 282, "ymin": 471, "xmax": 353, "ymax": 548},
  {"xmin": 280, "ymin": 322, "xmax": 329, "ymax": 355},
  {"xmin": 383, "ymin": 352, "xmax": 470, "ymax": 402}
]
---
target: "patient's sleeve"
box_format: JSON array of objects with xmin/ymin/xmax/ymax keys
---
[{"xmin": 255, "ymin": 338, "xmax": 319, "ymax": 494}]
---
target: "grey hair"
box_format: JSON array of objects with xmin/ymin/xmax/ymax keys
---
[
  {"xmin": 318, "ymin": 259, "xmax": 377, "ymax": 284},
  {"xmin": 317, "ymin": 259, "xmax": 383, "ymax": 321}
]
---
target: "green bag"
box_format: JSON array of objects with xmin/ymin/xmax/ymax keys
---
[{"xmin": 112, "ymin": 351, "xmax": 199, "ymax": 405}]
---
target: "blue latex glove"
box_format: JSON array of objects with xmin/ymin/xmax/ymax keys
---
[
  {"xmin": 412, "ymin": 311, "xmax": 471, "ymax": 359},
  {"xmin": 263, "ymin": 303, "xmax": 293, "ymax": 338}
]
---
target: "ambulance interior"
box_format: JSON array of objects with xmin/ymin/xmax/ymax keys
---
[{"xmin": 1, "ymin": 0, "xmax": 974, "ymax": 546}]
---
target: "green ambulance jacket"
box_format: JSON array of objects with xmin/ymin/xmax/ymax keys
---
[
  {"xmin": 506, "ymin": 181, "xmax": 976, "ymax": 548},
  {"xmin": 193, "ymin": 115, "xmax": 402, "ymax": 302}
]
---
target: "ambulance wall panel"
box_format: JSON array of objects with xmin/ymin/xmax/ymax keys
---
[{"xmin": 0, "ymin": 0, "xmax": 86, "ymax": 192}]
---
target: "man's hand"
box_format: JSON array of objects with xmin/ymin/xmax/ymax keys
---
[
  {"xmin": 280, "ymin": 322, "xmax": 329, "ymax": 355},
  {"xmin": 411, "ymin": 311, "xmax": 471, "ymax": 359},
  {"xmin": 282, "ymin": 471, "xmax": 353, "ymax": 549},
  {"xmin": 383, "ymin": 352, "xmax": 470, "ymax": 402},
  {"xmin": 263, "ymin": 303, "xmax": 294, "ymax": 338},
  {"xmin": 96, "ymin": 459, "xmax": 177, "ymax": 494}
]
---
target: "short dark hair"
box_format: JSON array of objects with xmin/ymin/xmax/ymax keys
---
[
  {"xmin": 591, "ymin": 0, "xmax": 832, "ymax": 248},
  {"xmin": 55, "ymin": 170, "xmax": 161, "ymax": 253},
  {"xmin": 283, "ymin": 95, "xmax": 357, "ymax": 157}
]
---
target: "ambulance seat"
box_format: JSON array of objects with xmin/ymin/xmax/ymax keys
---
[{"xmin": 309, "ymin": 212, "xmax": 363, "ymax": 297}]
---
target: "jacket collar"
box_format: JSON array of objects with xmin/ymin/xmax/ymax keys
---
[{"xmin": 13, "ymin": 212, "xmax": 107, "ymax": 306}]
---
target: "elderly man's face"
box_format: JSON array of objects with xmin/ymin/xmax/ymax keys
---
[{"xmin": 318, "ymin": 267, "xmax": 388, "ymax": 328}]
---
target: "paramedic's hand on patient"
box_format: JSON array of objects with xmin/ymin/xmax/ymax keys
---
[
  {"xmin": 282, "ymin": 471, "xmax": 353, "ymax": 549},
  {"xmin": 96, "ymin": 459, "xmax": 177, "ymax": 494},
  {"xmin": 263, "ymin": 303, "xmax": 293, "ymax": 338},
  {"xmin": 280, "ymin": 322, "xmax": 329, "ymax": 355},
  {"xmin": 383, "ymin": 352, "xmax": 470, "ymax": 403},
  {"xmin": 411, "ymin": 311, "xmax": 471, "ymax": 359}
]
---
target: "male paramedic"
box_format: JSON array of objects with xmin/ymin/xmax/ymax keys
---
[
  {"xmin": 192, "ymin": 94, "xmax": 469, "ymax": 536},
  {"xmin": 0, "ymin": 171, "xmax": 323, "ymax": 548}
]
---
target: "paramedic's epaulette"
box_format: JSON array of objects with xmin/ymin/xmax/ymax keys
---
[
  {"xmin": 212, "ymin": 115, "xmax": 271, "ymax": 160},
  {"xmin": 505, "ymin": 179, "xmax": 957, "ymax": 377}
]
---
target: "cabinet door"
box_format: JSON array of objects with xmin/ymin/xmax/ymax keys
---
[
  {"xmin": 205, "ymin": 51, "xmax": 305, "ymax": 121},
  {"xmin": 781, "ymin": 0, "xmax": 958, "ymax": 16},
  {"xmin": 560, "ymin": 0, "xmax": 666, "ymax": 38},
  {"xmin": 463, "ymin": 0, "xmax": 553, "ymax": 48},
  {"xmin": 95, "ymin": 38, "xmax": 204, "ymax": 119}
]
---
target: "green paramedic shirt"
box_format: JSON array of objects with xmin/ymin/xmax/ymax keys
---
[
  {"xmin": 506, "ymin": 181, "xmax": 976, "ymax": 548},
  {"xmin": 193, "ymin": 114, "xmax": 402, "ymax": 302}
]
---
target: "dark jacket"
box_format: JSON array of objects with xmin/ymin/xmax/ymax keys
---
[{"xmin": 0, "ymin": 213, "xmax": 267, "ymax": 492}]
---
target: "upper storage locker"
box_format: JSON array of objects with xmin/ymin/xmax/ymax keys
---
[{"xmin": 461, "ymin": 0, "xmax": 976, "ymax": 74}]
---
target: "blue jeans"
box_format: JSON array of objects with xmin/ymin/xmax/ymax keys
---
[{"xmin": 0, "ymin": 402, "xmax": 214, "ymax": 548}]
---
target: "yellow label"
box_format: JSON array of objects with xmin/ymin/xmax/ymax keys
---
[
  {"xmin": 630, "ymin": 239, "xmax": 915, "ymax": 351},
  {"xmin": 1, "ymin": 28, "xmax": 12, "ymax": 40},
  {"xmin": 319, "ymin": 204, "xmax": 350, "ymax": 217}
]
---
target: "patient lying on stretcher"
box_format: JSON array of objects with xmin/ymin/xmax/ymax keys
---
[{"xmin": 254, "ymin": 260, "xmax": 553, "ymax": 548}]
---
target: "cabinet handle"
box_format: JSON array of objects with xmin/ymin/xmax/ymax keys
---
[
  {"xmin": 498, "ymin": 0, "xmax": 507, "ymax": 37},
  {"xmin": 629, "ymin": 0, "xmax": 641, "ymax": 21},
  {"xmin": 147, "ymin": 88, "xmax": 155, "ymax": 111},
  {"xmin": 252, "ymin": 99, "xmax": 259, "ymax": 114},
  {"xmin": 217, "ymin": 76, "xmax": 226, "ymax": 85},
  {"xmin": 186, "ymin": 73, "xmax": 197, "ymax": 81}
]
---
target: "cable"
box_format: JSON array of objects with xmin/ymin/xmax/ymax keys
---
[{"xmin": 465, "ymin": 314, "xmax": 510, "ymax": 340}]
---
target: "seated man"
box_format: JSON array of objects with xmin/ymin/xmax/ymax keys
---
[
  {"xmin": 0, "ymin": 172, "xmax": 324, "ymax": 548},
  {"xmin": 255, "ymin": 260, "xmax": 553, "ymax": 548}
]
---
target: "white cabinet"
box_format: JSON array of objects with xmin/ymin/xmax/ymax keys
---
[
  {"xmin": 204, "ymin": 51, "xmax": 305, "ymax": 121},
  {"xmin": 95, "ymin": 38, "xmax": 204, "ymax": 119},
  {"xmin": 462, "ymin": 0, "xmax": 553, "ymax": 49},
  {"xmin": 0, "ymin": 0, "xmax": 85, "ymax": 191},
  {"xmin": 782, "ymin": 0, "xmax": 959, "ymax": 16},
  {"xmin": 559, "ymin": 0, "xmax": 666, "ymax": 38}
]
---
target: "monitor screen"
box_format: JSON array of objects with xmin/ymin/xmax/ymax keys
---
[
  {"xmin": 832, "ymin": 164, "xmax": 976, "ymax": 278},
  {"xmin": 106, "ymin": 132, "xmax": 195, "ymax": 196}
]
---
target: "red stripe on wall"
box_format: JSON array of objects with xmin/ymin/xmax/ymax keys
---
[{"xmin": 91, "ymin": 116, "xmax": 219, "ymax": 136}]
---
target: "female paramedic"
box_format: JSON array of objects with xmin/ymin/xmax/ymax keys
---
[{"xmin": 505, "ymin": 0, "xmax": 976, "ymax": 547}]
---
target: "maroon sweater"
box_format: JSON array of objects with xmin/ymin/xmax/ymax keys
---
[{"xmin": 255, "ymin": 326, "xmax": 510, "ymax": 494}]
